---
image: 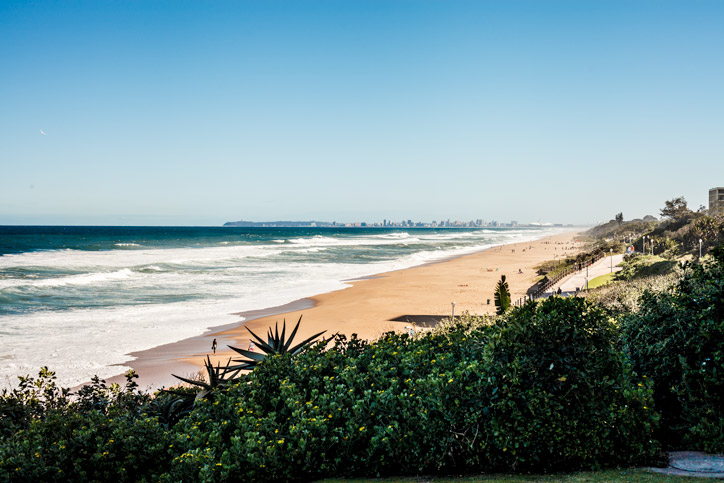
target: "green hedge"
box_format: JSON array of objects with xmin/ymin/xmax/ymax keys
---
[
  {"xmin": 164, "ymin": 297, "xmax": 658, "ymax": 481},
  {"xmin": 0, "ymin": 371, "xmax": 172, "ymax": 482},
  {"xmin": 621, "ymin": 254, "xmax": 724, "ymax": 452}
]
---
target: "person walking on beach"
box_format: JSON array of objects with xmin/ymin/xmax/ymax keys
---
[
  {"xmin": 248, "ymin": 340, "xmax": 256, "ymax": 352},
  {"xmin": 211, "ymin": 338, "xmax": 217, "ymax": 354}
]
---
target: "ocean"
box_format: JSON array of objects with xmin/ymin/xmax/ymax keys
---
[{"xmin": 0, "ymin": 225, "xmax": 560, "ymax": 389}]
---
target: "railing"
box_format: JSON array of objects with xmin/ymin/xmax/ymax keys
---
[{"xmin": 512, "ymin": 251, "xmax": 607, "ymax": 306}]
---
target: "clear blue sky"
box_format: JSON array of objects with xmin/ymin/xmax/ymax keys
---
[{"xmin": 1, "ymin": 0, "xmax": 723, "ymax": 226}]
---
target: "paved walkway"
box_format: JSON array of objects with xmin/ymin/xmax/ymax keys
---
[
  {"xmin": 545, "ymin": 254, "xmax": 624, "ymax": 296},
  {"xmin": 648, "ymin": 451, "xmax": 724, "ymax": 478}
]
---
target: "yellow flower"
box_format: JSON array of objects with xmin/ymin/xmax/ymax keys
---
[{"xmin": 359, "ymin": 426, "xmax": 365, "ymax": 431}]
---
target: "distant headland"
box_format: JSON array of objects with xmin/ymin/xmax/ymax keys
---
[{"xmin": 223, "ymin": 220, "xmax": 339, "ymax": 228}]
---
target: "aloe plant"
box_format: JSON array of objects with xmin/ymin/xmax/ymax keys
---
[{"xmin": 228, "ymin": 316, "xmax": 327, "ymax": 370}]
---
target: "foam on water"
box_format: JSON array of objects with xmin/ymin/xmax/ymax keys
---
[{"xmin": 0, "ymin": 226, "xmax": 564, "ymax": 389}]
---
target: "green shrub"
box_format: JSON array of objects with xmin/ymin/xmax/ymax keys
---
[
  {"xmin": 480, "ymin": 297, "xmax": 658, "ymax": 471},
  {"xmin": 583, "ymin": 273, "xmax": 678, "ymax": 314},
  {"xmin": 0, "ymin": 370, "xmax": 172, "ymax": 482},
  {"xmin": 615, "ymin": 255, "xmax": 677, "ymax": 281},
  {"xmin": 621, "ymin": 257, "xmax": 724, "ymax": 452},
  {"xmin": 1, "ymin": 297, "xmax": 671, "ymax": 481},
  {"xmin": 164, "ymin": 298, "xmax": 658, "ymax": 481}
]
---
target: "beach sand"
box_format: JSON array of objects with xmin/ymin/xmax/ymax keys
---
[{"xmin": 111, "ymin": 231, "xmax": 581, "ymax": 389}]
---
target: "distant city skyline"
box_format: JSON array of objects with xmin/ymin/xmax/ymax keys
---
[
  {"xmin": 2, "ymin": 1, "xmax": 723, "ymax": 226},
  {"xmin": 223, "ymin": 218, "xmax": 560, "ymax": 228}
]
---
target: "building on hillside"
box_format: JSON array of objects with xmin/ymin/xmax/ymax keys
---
[{"xmin": 710, "ymin": 187, "xmax": 724, "ymax": 215}]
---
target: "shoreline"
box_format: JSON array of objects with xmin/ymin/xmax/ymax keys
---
[{"xmin": 109, "ymin": 230, "xmax": 581, "ymax": 390}]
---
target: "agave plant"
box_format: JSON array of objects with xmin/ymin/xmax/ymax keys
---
[
  {"xmin": 151, "ymin": 394, "xmax": 194, "ymax": 429},
  {"xmin": 228, "ymin": 316, "xmax": 327, "ymax": 370},
  {"xmin": 168, "ymin": 355, "xmax": 243, "ymax": 401},
  {"xmin": 154, "ymin": 356, "xmax": 244, "ymax": 427}
]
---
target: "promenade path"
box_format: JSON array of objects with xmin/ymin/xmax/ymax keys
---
[{"xmin": 545, "ymin": 253, "xmax": 624, "ymax": 296}]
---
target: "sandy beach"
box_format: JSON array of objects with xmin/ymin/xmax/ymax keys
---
[{"xmin": 113, "ymin": 230, "xmax": 581, "ymax": 389}]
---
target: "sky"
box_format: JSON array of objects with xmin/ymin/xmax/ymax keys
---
[{"xmin": 1, "ymin": 0, "xmax": 723, "ymax": 226}]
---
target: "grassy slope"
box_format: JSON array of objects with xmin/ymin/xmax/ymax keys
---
[{"xmin": 588, "ymin": 272, "xmax": 617, "ymax": 289}]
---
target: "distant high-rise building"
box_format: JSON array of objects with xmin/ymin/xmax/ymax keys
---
[{"xmin": 710, "ymin": 187, "xmax": 724, "ymax": 215}]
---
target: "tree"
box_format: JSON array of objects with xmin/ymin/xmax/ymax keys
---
[
  {"xmin": 615, "ymin": 212, "xmax": 624, "ymax": 226},
  {"xmin": 494, "ymin": 275, "xmax": 511, "ymax": 315},
  {"xmin": 660, "ymin": 196, "xmax": 693, "ymax": 221}
]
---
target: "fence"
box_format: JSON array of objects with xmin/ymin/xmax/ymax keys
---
[{"xmin": 512, "ymin": 250, "xmax": 607, "ymax": 306}]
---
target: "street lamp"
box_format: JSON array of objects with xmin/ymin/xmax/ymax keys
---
[
  {"xmin": 699, "ymin": 239, "xmax": 703, "ymax": 260},
  {"xmin": 610, "ymin": 248, "xmax": 613, "ymax": 273}
]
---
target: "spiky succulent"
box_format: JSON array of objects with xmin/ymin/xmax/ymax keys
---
[
  {"xmin": 168, "ymin": 355, "xmax": 243, "ymax": 401},
  {"xmin": 228, "ymin": 316, "xmax": 327, "ymax": 370},
  {"xmin": 151, "ymin": 394, "xmax": 193, "ymax": 429}
]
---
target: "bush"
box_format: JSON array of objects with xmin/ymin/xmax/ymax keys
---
[
  {"xmin": 2, "ymin": 298, "xmax": 670, "ymax": 481},
  {"xmin": 0, "ymin": 370, "xmax": 172, "ymax": 482},
  {"xmin": 480, "ymin": 297, "xmax": 658, "ymax": 471},
  {"xmin": 583, "ymin": 274, "xmax": 678, "ymax": 314},
  {"xmin": 615, "ymin": 255, "xmax": 677, "ymax": 281},
  {"xmin": 621, "ymin": 257, "xmax": 724, "ymax": 452},
  {"xmin": 163, "ymin": 298, "xmax": 658, "ymax": 481}
]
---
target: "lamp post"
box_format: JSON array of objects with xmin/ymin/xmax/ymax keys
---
[
  {"xmin": 699, "ymin": 239, "xmax": 703, "ymax": 260},
  {"xmin": 610, "ymin": 248, "xmax": 613, "ymax": 273}
]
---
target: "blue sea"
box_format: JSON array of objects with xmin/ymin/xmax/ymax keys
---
[{"xmin": 0, "ymin": 225, "xmax": 560, "ymax": 388}]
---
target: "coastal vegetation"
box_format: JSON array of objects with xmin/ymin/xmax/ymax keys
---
[
  {"xmin": 2, "ymin": 197, "xmax": 723, "ymax": 481},
  {"xmin": 493, "ymin": 275, "xmax": 511, "ymax": 314}
]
